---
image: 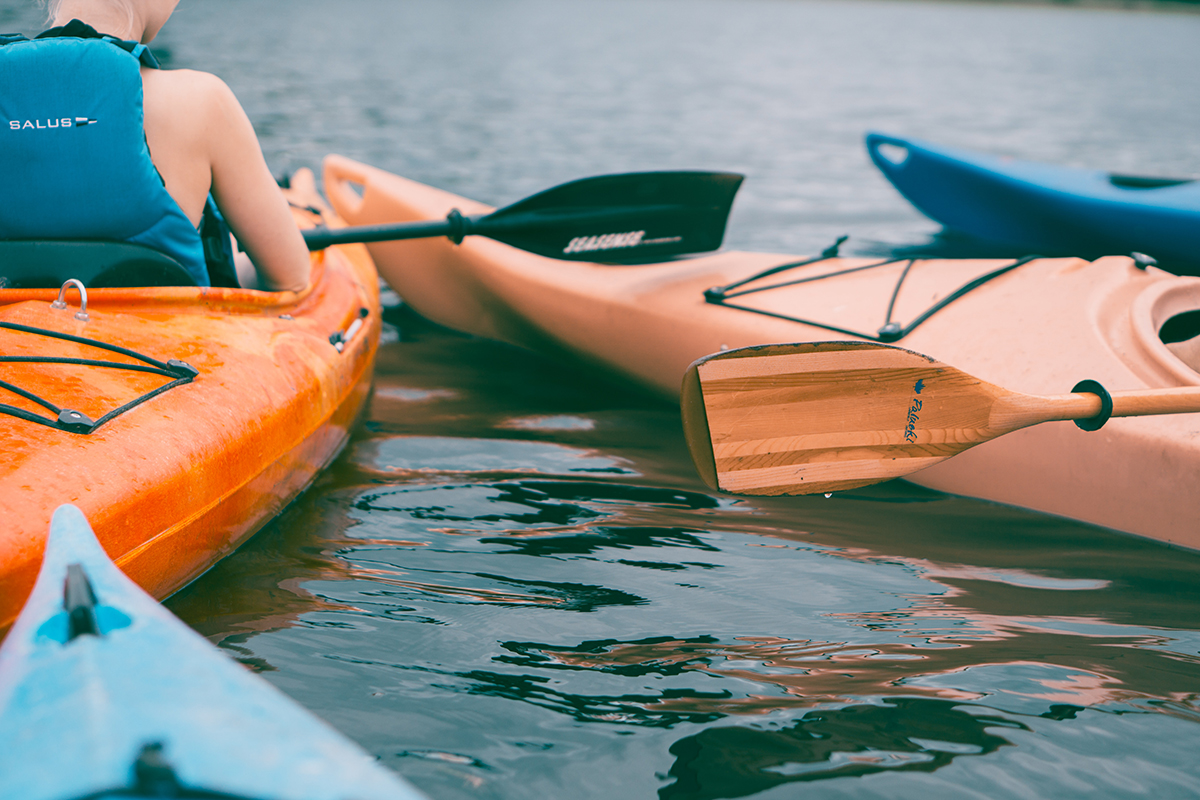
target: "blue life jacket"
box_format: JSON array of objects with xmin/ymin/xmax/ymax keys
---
[{"xmin": 0, "ymin": 22, "xmax": 213, "ymax": 286}]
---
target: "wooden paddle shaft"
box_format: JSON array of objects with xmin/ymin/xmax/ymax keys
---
[
  {"xmin": 1110, "ymin": 386, "xmax": 1200, "ymax": 417},
  {"xmin": 1005, "ymin": 386, "xmax": 1200, "ymax": 428}
]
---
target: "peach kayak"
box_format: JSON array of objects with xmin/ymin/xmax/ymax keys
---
[
  {"xmin": 323, "ymin": 154, "xmax": 1200, "ymax": 550},
  {"xmin": 0, "ymin": 187, "xmax": 381, "ymax": 633}
]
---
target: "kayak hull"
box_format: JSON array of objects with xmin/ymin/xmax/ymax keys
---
[
  {"xmin": 0, "ymin": 504, "xmax": 424, "ymax": 800},
  {"xmin": 324, "ymin": 155, "xmax": 1200, "ymax": 550},
  {"xmin": 0, "ymin": 190, "xmax": 381, "ymax": 633},
  {"xmin": 865, "ymin": 132, "xmax": 1200, "ymax": 272}
]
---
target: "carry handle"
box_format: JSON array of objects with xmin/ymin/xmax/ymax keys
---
[{"xmin": 865, "ymin": 132, "xmax": 912, "ymax": 179}]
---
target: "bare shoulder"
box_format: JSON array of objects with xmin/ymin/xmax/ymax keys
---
[
  {"xmin": 141, "ymin": 68, "xmax": 240, "ymax": 120},
  {"xmin": 141, "ymin": 68, "xmax": 257, "ymax": 171},
  {"xmin": 140, "ymin": 69, "xmax": 254, "ymax": 222}
]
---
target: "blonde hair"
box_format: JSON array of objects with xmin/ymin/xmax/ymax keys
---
[{"xmin": 42, "ymin": 0, "xmax": 135, "ymax": 29}]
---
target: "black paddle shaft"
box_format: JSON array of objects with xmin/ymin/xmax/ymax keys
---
[{"xmin": 303, "ymin": 170, "xmax": 744, "ymax": 263}]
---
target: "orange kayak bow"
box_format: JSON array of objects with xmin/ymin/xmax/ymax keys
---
[{"xmin": 0, "ymin": 189, "xmax": 380, "ymax": 634}]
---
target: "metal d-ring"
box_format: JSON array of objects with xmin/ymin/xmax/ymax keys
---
[{"xmin": 51, "ymin": 279, "xmax": 89, "ymax": 322}]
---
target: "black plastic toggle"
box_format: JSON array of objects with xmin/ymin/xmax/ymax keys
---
[
  {"xmin": 821, "ymin": 235, "xmax": 849, "ymax": 260},
  {"xmin": 1072, "ymin": 379, "xmax": 1113, "ymax": 431},
  {"xmin": 64, "ymin": 563, "xmax": 100, "ymax": 641},
  {"xmin": 132, "ymin": 743, "xmax": 185, "ymax": 797},
  {"xmin": 166, "ymin": 359, "xmax": 199, "ymax": 378},
  {"xmin": 704, "ymin": 286, "xmax": 726, "ymax": 303},
  {"xmin": 877, "ymin": 322, "xmax": 903, "ymax": 342},
  {"xmin": 1130, "ymin": 252, "xmax": 1157, "ymax": 270},
  {"xmin": 56, "ymin": 408, "xmax": 95, "ymax": 434}
]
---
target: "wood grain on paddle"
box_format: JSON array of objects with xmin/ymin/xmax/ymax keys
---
[{"xmin": 681, "ymin": 341, "xmax": 1200, "ymax": 496}]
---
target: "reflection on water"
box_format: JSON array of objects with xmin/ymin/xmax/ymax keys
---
[
  {"xmin": 166, "ymin": 307, "xmax": 1200, "ymax": 798},
  {"xmin": 351, "ymin": 436, "xmax": 637, "ymax": 478},
  {"xmin": 661, "ymin": 698, "xmax": 1022, "ymax": 799}
]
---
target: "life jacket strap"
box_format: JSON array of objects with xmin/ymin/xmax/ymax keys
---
[
  {"xmin": 2, "ymin": 20, "xmax": 162, "ymax": 68},
  {"xmin": 200, "ymin": 196, "xmax": 240, "ymax": 288}
]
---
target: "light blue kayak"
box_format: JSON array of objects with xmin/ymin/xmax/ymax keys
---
[
  {"xmin": 866, "ymin": 132, "xmax": 1200, "ymax": 272},
  {"xmin": 0, "ymin": 505, "xmax": 427, "ymax": 800}
]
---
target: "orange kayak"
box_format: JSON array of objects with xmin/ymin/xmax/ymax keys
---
[
  {"xmin": 323, "ymin": 154, "xmax": 1200, "ymax": 550},
  {"xmin": 0, "ymin": 181, "xmax": 380, "ymax": 633}
]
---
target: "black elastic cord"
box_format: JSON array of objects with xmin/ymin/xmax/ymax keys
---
[
  {"xmin": 888, "ymin": 256, "xmax": 1039, "ymax": 340},
  {"xmin": 0, "ymin": 402, "xmax": 63, "ymax": 430},
  {"xmin": 0, "ymin": 378, "xmax": 61, "ymax": 413},
  {"xmin": 704, "ymin": 236, "xmax": 854, "ymax": 301},
  {"xmin": 878, "ymin": 257, "xmax": 919, "ymax": 341},
  {"xmin": 0, "ymin": 356, "xmax": 181, "ymax": 378},
  {"xmin": 90, "ymin": 377, "xmax": 193, "ymax": 431},
  {"xmin": 1072, "ymin": 379, "xmax": 1113, "ymax": 431},
  {"xmin": 712, "ymin": 255, "xmax": 903, "ymax": 302},
  {"xmin": 703, "ymin": 300, "xmax": 877, "ymax": 340},
  {"xmin": 0, "ymin": 322, "xmax": 197, "ymax": 434},
  {"xmin": 0, "ymin": 321, "xmax": 176, "ymax": 372},
  {"xmin": 703, "ymin": 244, "xmax": 1040, "ymax": 344}
]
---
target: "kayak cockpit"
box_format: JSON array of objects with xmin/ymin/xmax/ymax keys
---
[
  {"xmin": 1159, "ymin": 310, "xmax": 1200, "ymax": 374},
  {"xmin": 1128, "ymin": 275, "xmax": 1200, "ymax": 380},
  {"xmin": 1108, "ymin": 174, "xmax": 1196, "ymax": 191}
]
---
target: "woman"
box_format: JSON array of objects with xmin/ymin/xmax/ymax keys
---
[{"xmin": 9, "ymin": 0, "xmax": 309, "ymax": 291}]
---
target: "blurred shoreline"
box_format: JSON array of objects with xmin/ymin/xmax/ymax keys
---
[{"xmin": 830, "ymin": 0, "xmax": 1200, "ymax": 12}]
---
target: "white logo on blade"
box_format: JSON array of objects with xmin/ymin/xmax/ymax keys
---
[
  {"xmin": 563, "ymin": 230, "xmax": 646, "ymax": 254},
  {"xmin": 7, "ymin": 117, "xmax": 98, "ymax": 130}
]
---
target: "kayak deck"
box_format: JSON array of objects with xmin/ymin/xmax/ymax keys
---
[
  {"xmin": 0, "ymin": 504, "xmax": 425, "ymax": 800},
  {"xmin": 0, "ymin": 189, "xmax": 381, "ymax": 633},
  {"xmin": 323, "ymin": 154, "xmax": 1200, "ymax": 549}
]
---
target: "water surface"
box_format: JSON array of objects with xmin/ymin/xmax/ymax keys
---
[{"xmin": 5, "ymin": 1, "xmax": 1200, "ymax": 797}]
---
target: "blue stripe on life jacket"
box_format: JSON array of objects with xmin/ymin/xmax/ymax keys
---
[{"xmin": 0, "ymin": 32, "xmax": 210, "ymax": 285}]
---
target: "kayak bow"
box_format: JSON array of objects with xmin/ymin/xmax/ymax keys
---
[
  {"xmin": 0, "ymin": 175, "xmax": 380, "ymax": 633},
  {"xmin": 0, "ymin": 504, "xmax": 426, "ymax": 800},
  {"xmin": 866, "ymin": 131, "xmax": 1200, "ymax": 272}
]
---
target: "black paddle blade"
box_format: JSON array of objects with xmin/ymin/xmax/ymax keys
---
[{"xmin": 474, "ymin": 171, "xmax": 744, "ymax": 263}]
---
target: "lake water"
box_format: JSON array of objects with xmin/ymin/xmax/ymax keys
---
[{"xmin": 5, "ymin": 0, "xmax": 1200, "ymax": 797}]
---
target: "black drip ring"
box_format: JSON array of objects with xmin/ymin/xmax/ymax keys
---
[
  {"xmin": 445, "ymin": 208, "xmax": 468, "ymax": 245},
  {"xmin": 1072, "ymin": 379, "xmax": 1113, "ymax": 431}
]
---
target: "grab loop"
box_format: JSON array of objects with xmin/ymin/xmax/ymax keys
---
[
  {"xmin": 1071, "ymin": 379, "xmax": 1113, "ymax": 431},
  {"xmin": 329, "ymin": 307, "xmax": 370, "ymax": 353},
  {"xmin": 64, "ymin": 563, "xmax": 101, "ymax": 641},
  {"xmin": 50, "ymin": 279, "xmax": 89, "ymax": 322}
]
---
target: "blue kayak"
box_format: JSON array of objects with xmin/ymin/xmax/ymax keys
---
[
  {"xmin": 865, "ymin": 132, "xmax": 1200, "ymax": 271},
  {"xmin": 0, "ymin": 505, "xmax": 427, "ymax": 800}
]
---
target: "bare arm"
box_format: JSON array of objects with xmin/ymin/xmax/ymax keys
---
[
  {"xmin": 202, "ymin": 77, "xmax": 310, "ymax": 292},
  {"xmin": 143, "ymin": 69, "xmax": 310, "ymax": 292}
]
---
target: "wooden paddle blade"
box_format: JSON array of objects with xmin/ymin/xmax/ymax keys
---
[
  {"xmin": 681, "ymin": 341, "xmax": 1022, "ymax": 496},
  {"xmin": 476, "ymin": 171, "xmax": 744, "ymax": 263}
]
